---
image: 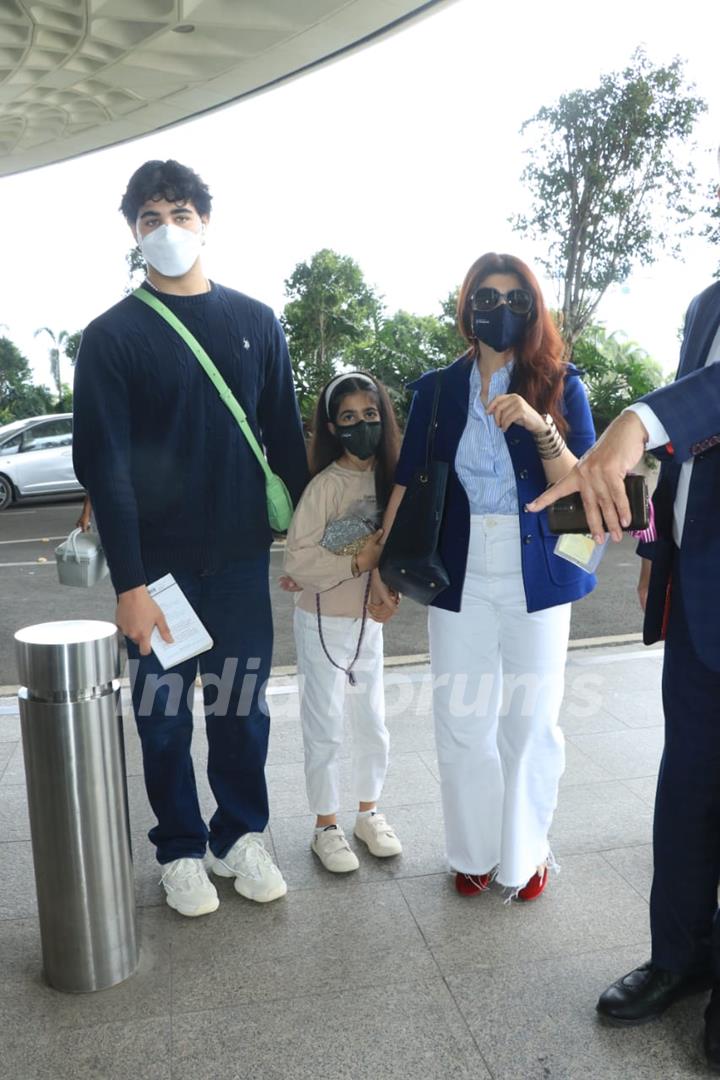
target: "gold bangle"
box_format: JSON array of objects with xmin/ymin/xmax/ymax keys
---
[
  {"xmin": 534, "ymin": 415, "xmax": 566, "ymax": 459},
  {"xmin": 351, "ymin": 554, "xmax": 361, "ymax": 578},
  {"xmin": 538, "ymin": 442, "xmax": 566, "ymax": 460}
]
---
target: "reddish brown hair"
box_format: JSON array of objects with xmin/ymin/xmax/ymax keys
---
[{"xmin": 456, "ymin": 252, "xmax": 568, "ymax": 435}]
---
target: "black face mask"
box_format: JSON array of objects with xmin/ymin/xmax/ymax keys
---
[
  {"xmin": 472, "ymin": 305, "xmax": 527, "ymax": 353},
  {"xmin": 336, "ymin": 420, "xmax": 382, "ymax": 460}
]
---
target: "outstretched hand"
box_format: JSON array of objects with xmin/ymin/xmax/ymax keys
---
[{"xmin": 526, "ymin": 411, "xmax": 649, "ymax": 543}]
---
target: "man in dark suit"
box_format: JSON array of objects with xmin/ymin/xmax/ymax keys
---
[{"xmin": 529, "ymin": 271, "xmax": 720, "ymax": 1066}]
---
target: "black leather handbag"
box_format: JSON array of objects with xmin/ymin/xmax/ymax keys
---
[{"xmin": 379, "ymin": 371, "xmax": 450, "ymax": 605}]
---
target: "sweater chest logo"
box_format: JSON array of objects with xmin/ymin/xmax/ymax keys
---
[{"xmin": 243, "ymin": 337, "xmax": 250, "ymax": 350}]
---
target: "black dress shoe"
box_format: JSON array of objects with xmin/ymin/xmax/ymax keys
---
[
  {"xmin": 704, "ymin": 985, "xmax": 720, "ymax": 1072},
  {"xmin": 597, "ymin": 960, "xmax": 713, "ymax": 1025}
]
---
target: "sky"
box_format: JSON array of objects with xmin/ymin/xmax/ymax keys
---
[{"xmin": 0, "ymin": 0, "xmax": 718, "ymax": 393}]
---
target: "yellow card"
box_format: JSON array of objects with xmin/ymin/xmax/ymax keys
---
[{"xmin": 555, "ymin": 533, "xmax": 599, "ymax": 568}]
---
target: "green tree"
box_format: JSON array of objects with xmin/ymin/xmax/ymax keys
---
[
  {"xmin": 33, "ymin": 326, "xmax": 79, "ymax": 406},
  {"xmin": 64, "ymin": 330, "xmax": 82, "ymax": 365},
  {"xmin": 512, "ymin": 49, "xmax": 706, "ymax": 351},
  {"xmin": 431, "ymin": 289, "xmax": 467, "ymax": 371},
  {"xmin": 702, "ymin": 182, "xmax": 720, "ymax": 278},
  {"xmin": 281, "ymin": 249, "xmax": 381, "ymax": 420},
  {"xmin": 0, "ymin": 336, "xmax": 54, "ymax": 423},
  {"xmin": 55, "ymin": 384, "xmax": 74, "ymax": 413},
  {"xmin": 573, "ymin": 324, "xmax": 665, "ymax": 432},
  {"xmin": 360, "ymin": 293, "xmax": 466, "ymax": 421},
  {"xmin": 124, "ymin": 245, "xmax": 146, "ymax": 294}
]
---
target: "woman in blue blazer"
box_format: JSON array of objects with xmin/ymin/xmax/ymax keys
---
[{"xmin": 384, "ymin": 252, "xmax": 596, "ymax": 901}]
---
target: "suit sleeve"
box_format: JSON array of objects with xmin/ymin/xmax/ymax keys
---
[
  {"xmin": 257, "ymin": 315, "xmax": 310, "ymax": 505},
  {"xmin": 625, "ymin": 403, "xmax": 670, "ymax": 450},
  {"xmin": 72, "ymin": 323, "xmax": 146, "ymax": 594},
  {"xmin": 639, "ymin": 361, "xmax": 720, "ymax": 464}
]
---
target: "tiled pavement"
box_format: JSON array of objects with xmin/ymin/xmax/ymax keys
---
[{"xmin": 1, "ymin": 643, "xmax": 710, "ymax": 1080}]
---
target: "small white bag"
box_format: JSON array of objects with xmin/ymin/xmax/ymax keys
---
[{"xmin": 55, "ymin": 528, "xmax": 109, "ymax": 588}]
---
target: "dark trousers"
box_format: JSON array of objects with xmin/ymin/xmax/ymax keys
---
[
  {"xmin": 126, "ymin": 555, "xmax": 273, "ymax": 865},
  {"xmin": 650, "ymin": 562, "xmax": 720, "ymax": 976}
]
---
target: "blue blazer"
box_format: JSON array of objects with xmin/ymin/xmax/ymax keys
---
[
  {"xmin": 394, "ymin": 354, "xmax": 597, "ymax": 613},
  {"xmin": 638, "ymin": 280, "xmax": 720, "ymax": 670}
]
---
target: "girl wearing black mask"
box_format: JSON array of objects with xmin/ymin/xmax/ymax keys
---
[
  {"xmin": 282, "ymin": 373, "xmax": 404, "ymax": 873},
  {"xmin": 380, "ymin": 253, "xmax": 597, "ymax": 902}
]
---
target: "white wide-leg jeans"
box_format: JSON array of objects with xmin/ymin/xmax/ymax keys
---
[
  {"xmin": 294, "ymin": 606, "xmax": 389, "ymax": 816},
  {"xmin": 428, "ymin": 515, "xmax": 571, "ymax": 889}
]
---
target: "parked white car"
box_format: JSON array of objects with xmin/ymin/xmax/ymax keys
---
[{"xmin": 0, "ymin": 413, "xmax": 82, "ymax": 511}]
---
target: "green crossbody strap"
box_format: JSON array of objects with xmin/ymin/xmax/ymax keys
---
[{"xmin": 132, "ymin": 286, "xmax": 274, "ymax": 484}]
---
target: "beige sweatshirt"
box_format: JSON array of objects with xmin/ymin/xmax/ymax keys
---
[{"xmin": 283, "ymin": 461, "xmax": 378, "ymax": 618}]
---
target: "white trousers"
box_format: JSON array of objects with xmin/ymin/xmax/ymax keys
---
[
  {"xmin": 293, "ymin": 606, "xmax": 390, "ymax": 816},
  {"xmin": 428, "ymin": 515, "xmax": 571, "ymax": 888}
]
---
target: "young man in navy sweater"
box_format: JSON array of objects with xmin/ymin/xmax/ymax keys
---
[{"xmin": 73, "ymin": 160, "xmax": 308, "ymax": 917}]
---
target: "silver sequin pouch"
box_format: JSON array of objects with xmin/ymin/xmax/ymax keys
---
[{"xmin": 319, "ymin": 497, "xmax": 380, "ymax": 555}]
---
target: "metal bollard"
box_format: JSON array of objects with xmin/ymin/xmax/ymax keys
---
[{"xmin": 15, "ymin": 620, "xmax": 137, "ymax": 993}]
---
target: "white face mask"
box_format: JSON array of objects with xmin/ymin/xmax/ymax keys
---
[{"xmin": 139, "ymin": 222, "xmax": 204, "ymax": 277}]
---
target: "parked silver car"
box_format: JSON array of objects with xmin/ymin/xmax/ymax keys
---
[{"xmin": 0, "ymin": 413, "xmax": 82, "ymax": 511}]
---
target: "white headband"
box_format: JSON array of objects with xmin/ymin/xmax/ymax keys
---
[{"xmin": 324, "ymin": 372, "xmax": 376, "ymax": 416}]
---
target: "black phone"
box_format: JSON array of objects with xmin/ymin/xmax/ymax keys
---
[{"xmin": 546, "ymin": 474, "xmax": 649, "ymax": 535}]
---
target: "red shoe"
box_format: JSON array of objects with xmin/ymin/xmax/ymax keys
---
[
  {"xmin": 517, "ymin": 868, "xmax": 548, "ymax": 902},
  {"xmin": 455, "ymin": 872, "xmax": 490, "ymax": 897}
]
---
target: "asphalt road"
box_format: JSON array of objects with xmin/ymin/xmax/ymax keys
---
[{"xmin": 0, "ymin": 498, "xmax": 645, "ymax": 688}]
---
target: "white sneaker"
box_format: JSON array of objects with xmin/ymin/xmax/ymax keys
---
[
  {"xmin": 205, "ymin": 833, "xmax": 287, "ymax": 903},
  {"xmin": 160, "ymin": 857, "xmax": 219, "ymax": 917},
  {"xmin": 354, "ymin": 812, "xmax": 402, "ymax": 857},
  {"xmin": 311, "ymin": 825, "xmax": 360, "ymax": 873}
]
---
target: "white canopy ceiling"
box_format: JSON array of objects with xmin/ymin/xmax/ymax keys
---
[{"xmin": 0, "ymin": 0, "xmax": 448, "ymax": 177}]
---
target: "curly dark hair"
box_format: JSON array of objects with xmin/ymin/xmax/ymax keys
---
[
  {"xmin": 119, "ymin": 160, "xmax": 212, "ymax": 223},
  {"xmin": 309, "ymin": 373, "xmax": 401, "ymax": 510}
]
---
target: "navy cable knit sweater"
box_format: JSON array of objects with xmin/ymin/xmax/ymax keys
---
[{"xmin": 72, "ymin": 282, "xmax": 309, "ymax": 594}]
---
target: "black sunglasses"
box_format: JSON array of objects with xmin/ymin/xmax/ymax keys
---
[{"xmin": 471, "ymin": 287, "xmax": 533, "ymax": 316}]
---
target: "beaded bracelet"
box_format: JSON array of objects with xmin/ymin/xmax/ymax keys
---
[{"xmin": 534, "ymin": 415, "xmax": 567, "ymax": 460}]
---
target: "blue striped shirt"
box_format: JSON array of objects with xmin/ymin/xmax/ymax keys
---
[{"xmin": 455, "ymin": 360, "xmax": 519, "ymax": 515}]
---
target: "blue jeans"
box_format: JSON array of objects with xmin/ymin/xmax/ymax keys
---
[{"xmin": 126, "ymin": 556, "xmax": 272, "ymax": 864}]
